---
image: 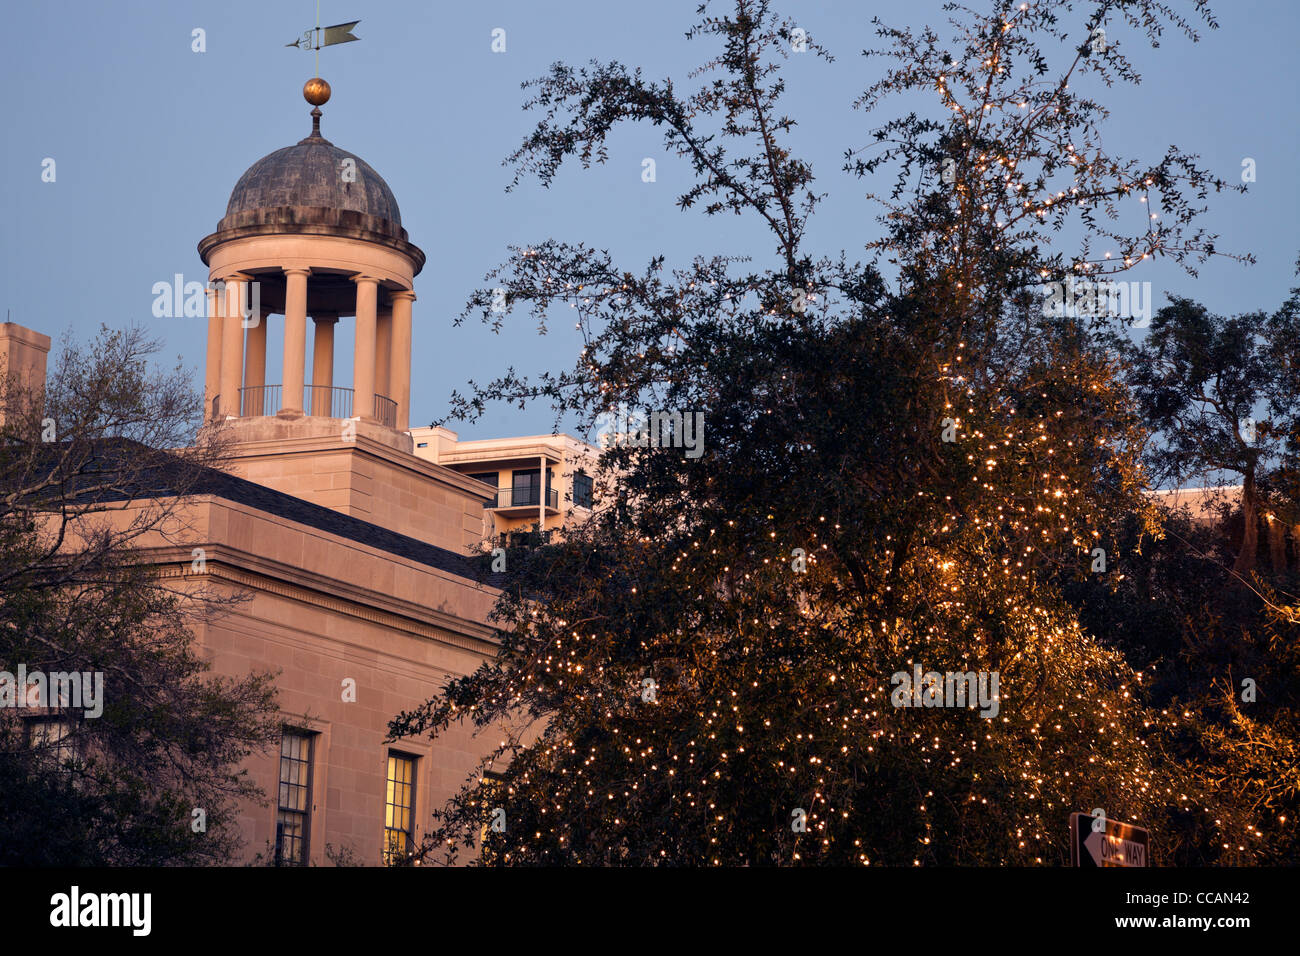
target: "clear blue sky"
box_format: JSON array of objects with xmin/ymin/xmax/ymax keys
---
[{"xmin": 3, "ymin": 0, "xmax": 1296, "ymax": 441}]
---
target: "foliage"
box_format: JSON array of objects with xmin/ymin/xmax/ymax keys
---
[{"xmin": 392, "ymin": 0, "xmax": 1292, "ymax": 866}]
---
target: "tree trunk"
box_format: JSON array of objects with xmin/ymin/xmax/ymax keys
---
[{"xmin": 1233, "ymin": 474, "xmax": 1257, "ymax": 578}]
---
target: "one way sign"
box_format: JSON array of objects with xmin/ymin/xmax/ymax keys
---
[{"xmin": 1069, "ymin": 812, "xmax": 1150, "ymax": 867}]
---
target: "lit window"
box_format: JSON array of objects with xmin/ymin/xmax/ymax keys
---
[
  {"xmin": 275, "ymin": 730, "xmax": 314, "ymax": 866},
  {"xmin": 383, "ymin": 752, "xmax": 417, "ymax": 865}
]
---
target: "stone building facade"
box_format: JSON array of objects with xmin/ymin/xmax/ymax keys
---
[{"xmin": 185, "ymin": 84, "xmax": 504, "ymax": 866}]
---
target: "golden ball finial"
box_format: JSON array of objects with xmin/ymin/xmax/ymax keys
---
[{"xmin": 303, "ymin": 77, "xmax": 332, "ymax": 107}]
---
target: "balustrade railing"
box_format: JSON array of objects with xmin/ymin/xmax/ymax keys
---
[
  {"xmin": 239, "ymin": 384, "xmax": 282, "ymax": 418},
  {"xmin": 490, "ymin": 487, "xmax": 559, "ymax": 510},
  {"xmin": 225, "ymin": 384, "xmax": 395, "ymax": 427},
  {"xmin": 373, "ymin": 394, "xmax": 397, "ymax": 429},
  {"xmin": 305, "ymin": 385, "xmax": 353, "ymax": 419}
]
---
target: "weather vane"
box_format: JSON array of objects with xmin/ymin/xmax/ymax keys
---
[{"xmin": 285, "ymin": 1, "xmax": 359, "ymax": 79}]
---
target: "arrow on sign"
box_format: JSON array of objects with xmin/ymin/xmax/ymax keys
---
[{"xmin": 1070, "ymin": 812, "xmax": 1150, "ymax": 867}]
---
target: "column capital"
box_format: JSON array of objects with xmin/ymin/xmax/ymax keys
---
[
  {"xmin": 390, "ymin": 289, "xmax": 416, "ymax": 303},
  {"xmin": 312, "ymin": 313, "xmax": 339, "ymax": 326},
  {"xmin": 350, "ymin": 273, "xmax": 380, "ymax": 286},
  {"xmin": 212, "ymin": 271, "xmax": 253, "ymax": 285},
  {"xmin": 282, "ymin": 267, "xmax": 312, "ymax": 278}
]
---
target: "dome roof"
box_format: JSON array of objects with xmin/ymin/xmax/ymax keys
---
[
  {"xmin": 224, "ymin": 129, "xmax": 402, "ymax": 227},
  {"xmin": 198, "ymin": 110, "xmax": 424, "ymax": 274}
]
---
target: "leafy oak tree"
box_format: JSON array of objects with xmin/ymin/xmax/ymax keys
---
[
  {"xmin": 392, "ymin": 0, "xmax": 1271, "ymax": 865},
  {"xmin": 1124, "ymin": 292, "xmax": 1300, "ymax": 575},
  {"xmin": 1070, "ymin": 272, "xmax": 1300, "ymax": 866}
]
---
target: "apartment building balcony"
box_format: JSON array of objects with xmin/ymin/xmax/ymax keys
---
[{"xmin": 486, "ymin": 486, "xmax": 560, "ymax": 516}]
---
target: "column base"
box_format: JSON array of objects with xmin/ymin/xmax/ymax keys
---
[{"xmin": 212, "ymin": 411, "xmax": 415, "ymax": 455}]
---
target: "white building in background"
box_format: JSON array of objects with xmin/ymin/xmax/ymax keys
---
[{"xmin": 411, "ymin": 426, "xmax": 599, "ymax": 541}]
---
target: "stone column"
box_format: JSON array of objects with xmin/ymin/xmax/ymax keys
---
[
  {"xmin": 243, "ymin": 302, "xmax": 268, "ymax": 416},
  {"xmin": 282, "ymin": 268, "xmax": 310, "ymax": 416},
  {"xmin": 204, "ymin": 286, "xmax": 221, "ymax": 420},
  {"xmin": 218, "ymin": 276, "xmax": 246, "ymax": 419},
  {"xmin": 375, "ymin": 307, "xmax": 393, "ymax": 402},
  {"xmin": 352, "ymin": 275, "xmax": 379, "ymax": 423},
  {"xmin": 312, "ymin": 314, "xmax": 338, "ymax": 416},
  {"xmin": 389, "ymin": 290, "xmax": 414, "ymax": 431}
]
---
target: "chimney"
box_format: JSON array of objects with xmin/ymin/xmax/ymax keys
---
[{"xmin": 0, "ymin": 322, "xmax": 53, "ymax": 428}]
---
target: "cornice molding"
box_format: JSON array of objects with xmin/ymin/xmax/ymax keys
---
[{"xmin": 147, "ymin": 543, "xmax": 500, "ymax": 657}]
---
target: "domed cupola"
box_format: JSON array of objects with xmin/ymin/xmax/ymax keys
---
[{"xmin": 198, "ymin": 78, "xmax": 423, "ymax": 444}]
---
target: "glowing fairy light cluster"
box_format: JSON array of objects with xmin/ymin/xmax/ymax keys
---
[{"xmin": 386, "ymin": 0, "xmax": 1289, "ymax": 869}]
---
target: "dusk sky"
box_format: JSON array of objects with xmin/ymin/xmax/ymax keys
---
[{"xmin": 3, "ymin": 0, "xmax": 1296, "ymax": 441}]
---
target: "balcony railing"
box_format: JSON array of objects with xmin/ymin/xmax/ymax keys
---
[
  {"xmin": 240, "ymin": 384, "xmax": 283, "ymax": 418},
  {"xmin": 304, "ymin": 385, "xmax": 352, "ymax": 419},
  {"xmin": 373, "ymin": 394, "xmax": 397, "ymax": 429},
  {"xmin": 218, "ymin": 384, "xmax": 396, "ymax": 426},
  {"xmin": 488, "ymin": 487, "xmax": 559, "ymax": 511}
]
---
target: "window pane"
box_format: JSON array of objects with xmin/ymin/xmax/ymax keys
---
[
  {"xmin": 383, "ymin": 752, "xmax": 417, "ymax": 865},
  {"xmin": 276, "ymin": 731, "xmax": 313, "ymax": 865},
  {"xmin": 573, "ymin": 473, "xmax": 593, "ymax": 509}
]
